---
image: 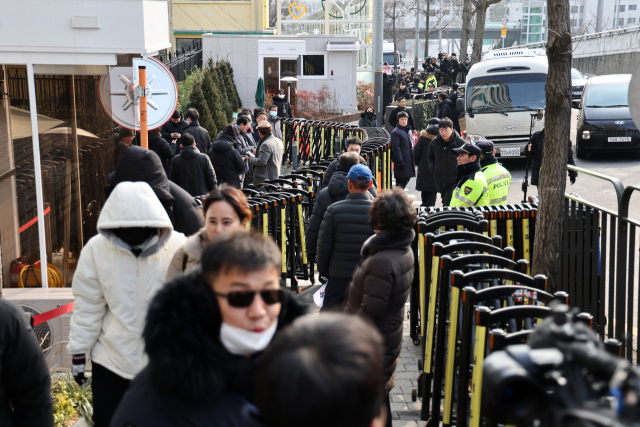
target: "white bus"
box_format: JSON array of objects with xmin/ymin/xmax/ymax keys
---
[{"xmin": 458, "ymin": 50, "xmax": 547, "ymax": 158}]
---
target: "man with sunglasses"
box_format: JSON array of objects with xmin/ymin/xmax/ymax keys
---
[{"xmin": 111, "ymin": 230, "xmax": 306, "ymax": 427}]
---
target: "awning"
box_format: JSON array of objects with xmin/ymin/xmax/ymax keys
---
[
  {"xmin": 10, "ymin": 107, "xmax": 64, "ymax": 140},
  {"xmin": 326, "ymin": 41, "xmax": 360, "ymax": 51}
]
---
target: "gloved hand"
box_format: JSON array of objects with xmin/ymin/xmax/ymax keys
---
[
  {"xmin": 570, "ymin": 176, "xmax": 576, "ymax": 185},
  {"xmin": 72, "ymin": 354, "xmax": 87, "ymax": 386},
  {"xmin": 398, "ymin": 161, "xmax": 405, "ymax": 170}
]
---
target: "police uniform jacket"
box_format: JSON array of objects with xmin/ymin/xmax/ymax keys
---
[
  {"xmin": 450, "ymin": 161, "xmax": 489, "ymax": 207},
  {"xmin": 481, "ymin": 155, "xmax": 511, "ymax": 205}
]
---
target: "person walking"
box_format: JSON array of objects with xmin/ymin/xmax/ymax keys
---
[
  {"xmin": 110, "ymin": 231, "xmax": 306, "ymax": 427},
  {"xmin": 414, "ymin": 126, "xmax": 440, "ymax": 207},
  {"xmin": 209, "ymin": 128, "xmax": 247, "ymax": 189},
  {"xmin": 427, "ymin": 118, "xmax": 465, "ymax": 206},
  {"xmin": 449, "ymin": 53, "xmax": 460, "ymax": 84},
  {"xmin": 255, "ymin": 314, "xmax": 387, "ymax": 427},
  {"xmin": 113, "ymin": 127, "xmax": 135, "ymax": 170},
  {"xmin": 147, "ymin": 128, "xmax": 174, "ymax": 177},
  {"xmin": 447, "ymin": 83, "xmax": 462, "ymax": 134},
  {"xmin": 382, "ymin": 72, "xmax": 394, "ymax": 111},
  {"xmin": 343, "ymin": 189, "xmax": 415, "ymax": 427},
  {"xmin": 436, "ymin": 93, "xmax": 455, "ymax": 122},
  {"xmin": 0, "ymin": 298, "xmax": 53, "ymax": 427},
  {"xmin": 317, "ymin": 164, "xmax": 375, "ymax": 312},
  {"xmin": 394, "ymin": 83, "xmax": 411, "ymax": 102},
  {"xmin": 272, "ymin": 89, "xmax": 294, "ymax": 119},
  {"xmin": 359, "ymin": 106, "xmax": 378, "ymax": 128},
  {"xmin": 68, "ymin": 181, "xmax": 186, "ymax": 427},
  {"xmin": 233, "ymin": 117, "xmax": 254, "ymax": 185},
  {"xmin": 477, "ymin": 140, "xmax": 512, "ymax": 205},
  {"xmin": 171, "ymin": 133, "xmax": 217, "ymax": 197},
  {"xmin": 450, "ymin": 142, "xmax": 489, "ymax": 207},
  {"xmin": 179, "ymin": 108, "xmax": 212, "ymax": 156},
  {"xmin": 267, "ymin": 104, "xmax": 284, "ymax": 140},
  {"xmin": 390, "ymin": 111, "xmax": 415, "ymax": 190},
  {"xmin": 460, "ymin": 57, "xmax": 471, "ymax": 83},
  {"xmin": 307, "ymin": 153, "xmax": 376, "ymax": 272},
  {"xmin": 388, "ymin": 98, "xmax": 415, "ymax": 130},
  {"xmin": 166, "ymin": 185, "xmax": 251, "ymax": 279},
  {"xmin": 528, "ymin": 128, "xmax": 577, "ymax": 193},
  {"xmin": 160, "ymin": 110, "xmax": 188, "ymax": 146},
  {"xmin": 248, "ymin": 121, "xmax": 283, "ymax": 184}
]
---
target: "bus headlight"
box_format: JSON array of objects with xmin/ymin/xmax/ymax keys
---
[{"xmin": 582, "ymin": 131, "xmax": 590, "ymax": 140}]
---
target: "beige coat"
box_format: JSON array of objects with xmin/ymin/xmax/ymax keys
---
[{"xmin": 166, "ymin": 228, "xmax": 210, "ymax": 280}]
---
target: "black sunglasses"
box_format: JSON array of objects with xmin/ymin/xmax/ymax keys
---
[{"xmin": 214, "ymin": 288, "xmax": 286, "ymax": 308}]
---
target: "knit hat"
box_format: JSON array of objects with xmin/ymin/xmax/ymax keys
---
[{"xmin": 426, "ymin": 125, "xmax": 439, "ymax": 136}]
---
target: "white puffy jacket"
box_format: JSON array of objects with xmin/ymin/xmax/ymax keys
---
[{"xmin": 67, "ymin": 181, "xmax": 186, "ymax": 379}]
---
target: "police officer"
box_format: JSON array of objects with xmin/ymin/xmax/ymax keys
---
[
  {"xmin": 450, "ymin": 142, "xmax": 489, "ymax": 207},
  {"xmin": 409, "ymin": 77, "xmax": 424, "ymax": 97},
  {"xmin": 477, "ymin": 140, "xmax": 511, "ymax": 205},
  {"xmin": 426, "ymin": 72, "xmax": 438, "ymax": 89}
]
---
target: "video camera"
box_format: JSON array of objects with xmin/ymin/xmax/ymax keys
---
[{"xmin": 483, "ymin": 305, "xmax": 640, "ymax": 427}]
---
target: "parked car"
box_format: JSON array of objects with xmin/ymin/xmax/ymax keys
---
[
  {"xmin": 573, "ymin": 74, "xmax": 638, "ymax": 159},
  {"xmin": 571, "ymin": 68, "xmax": 588, "ymax": 100}
]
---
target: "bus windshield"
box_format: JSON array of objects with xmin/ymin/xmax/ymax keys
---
[
  {"xmin": 466, "ymin": 73, "xmax": 547, "ymax": 113},
  {"xmin": 383, "ymin": 53, "xmax": 396, "ymax": 65}
]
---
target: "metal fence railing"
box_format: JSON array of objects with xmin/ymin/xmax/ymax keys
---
[
  {"xmin": 155, "ymin": 40, "xmax": 203, "ymax": 82},
  {"xmin": 560, "ymin": 165, "xmax": 639, "ymax": 363}
]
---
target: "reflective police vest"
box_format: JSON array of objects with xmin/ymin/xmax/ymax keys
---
[
  {"xmin": 481, "ymin": 161, "xmax": 511, "ymax": 205},
  {"xmin": 450, "ymin": 170, "xmax": 489, "ymax": 207},
  {"xmin": 426, "ymin": 76, "xmax": 438, "ymax": 88}
]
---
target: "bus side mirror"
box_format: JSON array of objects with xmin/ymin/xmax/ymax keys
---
[
  {"xmin": 456, "ymin": 98, "xmax": 465, "ymax": 114},
  {"xmin": 571, "ymin": 100, "xmax": 581, "ymax": 109},
  {"xmin": 466, "ymin": 106, "xmax": 474, "ymax": 118}
]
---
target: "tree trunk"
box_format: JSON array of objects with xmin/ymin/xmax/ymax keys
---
[
  {"xmin": 459, "ymin": 0, "xmax": 473, "ymax": 60},
  {"xmin": 471, "ymin": 0, "xmax": 501, "ymax": 64},
  {"xmin": 393, "ymin": 3, "xmax": 398, "ymax": 73},
  {"xmin": 531, "ymin": 0, "xmax": 572, "ymax": 293},
  {"xmin": 424, "ymin": 0, "xmax": 430, "ymax": 59}
]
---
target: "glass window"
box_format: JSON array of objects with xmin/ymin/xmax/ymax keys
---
[
  {"xmin": 620, "ymin": 5, "xmax": 626, "ymax": 12},
  {"xmin": 529, "ymin": 25, "xmax": 542, "ymax": 33},
  {"xmin": 264, "ymin": 57, "xmax": 280, "ymax": 97},
  {"xmin": 175, "ymin": 38, "xmax": 199, "ymax": 52},
  {"xmin": 579, "ymin": 18, "xmax": 583, "ymax": 26},
  {"xmin": 585, "ymin": 83, "xmax": 629, "ymax": 108},
  {"xmin": 570, "ymin": 19, "xmax": 577, "ymax": 27},
  {"xmin": 280, "ymin": 21, "xmax": 324, "ymax": 36},
  {"xmin": 466, "ymin": 73, "xmax": 547, "ymax": 113},
  {"xmin": 580, "ymin": 6, "xmax": 584, "ymax": 13},
  {"xmin": 529, "ymin": 16, "xmax": 542, "ymax": 24},
  {"xmin": 530, "ymin": 7, "xmax": 543, "ymax": 13},
  {"xmin": 522, "ymin": 18, "xmax": 528, "ymax": 25},
  {"xmin": 302, "ymin": 55, "xmax": 325, "ymax": 76},
  {"xmin": 570, "ymin": 6, "xmax": 578, "ymax": 13},
  {"xmin": 529, "ymin": 33, "xmax": 542, "ymax": 42},
  {"xmin": 619, "ymin": 18, "xmax": 625, "ymax": 26},
  {"xmin": 629, "ymin": 18, "xmax": 636, "ymax": 24},
  {"xmin": 521, "ymin": 35, "xmax": 527, "ymax": 44},
  {"xmin": 571, "ymin": 69, "xmax": 583, "ymax": 79},
  {"xmin": 523, "ymin": 6, "xmax": 528, "ymax": 12},
  {"xmin": 522, "ymin": 25, "xmax": 528, "ymax": 33},
  {"xmin": 630, "ymin": 5, "xmax": 638, "ymax": 11}
]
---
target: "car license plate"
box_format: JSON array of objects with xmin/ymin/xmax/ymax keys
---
[
  {"xmin": 608, "ymin": 137, "xmax": 631, "ymax": 142},
  {"xmin": 500, "ymin": 147, "xmax": 521, "ymax": 157}
]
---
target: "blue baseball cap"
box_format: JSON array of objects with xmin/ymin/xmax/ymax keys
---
[
  {"xmin": 453, "ymin": 142, "xmax": 482, "ymax": 157},
  {"xmin": 347, "ymin": 164, "xmax": 372, "ymax": 183}
]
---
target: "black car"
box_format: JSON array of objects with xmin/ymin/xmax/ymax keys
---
[{"xmin": 573, "ymin": 74, "xmax": 638, "ymax": 159}]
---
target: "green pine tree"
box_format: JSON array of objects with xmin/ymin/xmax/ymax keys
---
[
  {"xmin": 217, "ymin": 60, "xmax": 240, "ymax": 111},
  {"xmin": 188, "ymin": 81, "xmax": 217, "ymax": 138},
  {"xmin": 202, "ymin": 68, "xmax": 227, "ymax": 134},
  {"xmin": 212, "ymin": 64, "xmax": 234, "ymax": 122},
  {"xmin": 220, "ymin": 60, "xmax": 242, "ymax": 111}
]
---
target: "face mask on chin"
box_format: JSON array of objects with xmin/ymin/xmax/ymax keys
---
[
  {"xmin": 278, "ymin": 94, "xmax": 285, "ymax": 99},
  {"xmin": 219, "ymin": 320, "xmax": 279, "ymax": 356}
]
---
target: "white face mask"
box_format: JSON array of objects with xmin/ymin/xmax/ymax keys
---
[
  {"xmin": 219, "ymin": 320, "xmax": 278, "ymax": 356},
  {"xmin": 278, "ymin": 94, "xmax": 285, "ymax": 99}
]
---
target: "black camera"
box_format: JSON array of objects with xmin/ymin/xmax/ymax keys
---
[{"xmin": 483, "ymin": 305, "xmax": 640, "ymax": 427}]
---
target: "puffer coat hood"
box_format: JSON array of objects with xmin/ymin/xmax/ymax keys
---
[{"xmin": 67, "ymin": 182, "xmax": 186, "ymax": 380}]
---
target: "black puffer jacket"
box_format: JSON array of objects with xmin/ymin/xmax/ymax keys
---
[
  {"xmin": 388, "ymin": 106, "xmax": 415, "ymax": 130},
  {"xmin": 321, "ymin": 156, "xmax": 380, "ymax": 191},
  {"xmin": 307, "ymin": 171, "xmax": 377, "ymax": 258},
  {"xmin": 171, "ymin": 145, "xmax": 217, "ymax": 197},
  {"xmin": 148, "ymin": 133, "xmax": 174, "ymax": 178},
  {"xmin": 359, "ymin": 112, "xmax": 378, "ymax": 128},
  {"xmin": 437, "ymin": 99, "xmax": 454, "ymax": 122},
  {"xmin": 271, "ymin": 95, "xmax": 293, "ymax": 119},
  {"xmin": 110, "ymin": 271, "xmax": 306, "ymax": 427},
  {"xmin": 529, "ymin": 129, "xmax": 577, "ymax": 186},
  {"xmin": 317, "ymin": 193, "xmax": 375, "ymax": 279},
  {"xmin": 209, "ymin": 136, "xmax": 246, "ymax": 188},
  {"xmin": 0, "ymin": 299, "xmax": 53, "ymax": 427},
  {"xmin": 107, "ymin": 147, "xmax": 203, "ymax": 236},
  {"xmin": 180, "ymin": 120, "xmax": 212, "ymax": 156},
  {"xmin": 413, "ymin": 133, "xmax": 438, "ymax": 192},
  {"xmin": 390, "ymin": 125, "xmax": 416, "ymax": 180},
  {"xmin": 343, "ymin": 230, "xmax": 415, "ymax": 390},
  {"xmin": 161, "ymin": 114, "xmax": 188, "ymax": 145},
  {"xmin": 427, "ymin": 131, "xmax": 465, "ymax": 190}
]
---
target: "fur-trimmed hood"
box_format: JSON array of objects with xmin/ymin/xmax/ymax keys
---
[{"xmin": 143, "ymin": 270, "xmax": 307, "ymax": 403}]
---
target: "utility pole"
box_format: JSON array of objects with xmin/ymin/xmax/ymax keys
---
[
  {"xmin": 615, "ymin": 0, "xmax": 621, "ymax": 29},
  {"xmin": 596, "ymin": 0, "xmax": 604, "ymax": 32},
  {"xmin": 373, "ymin": 0, "xmax": 383, "ymax": 126},
  {"xmin": 415, "ymin": 1, "xmax": 421, "ymax": 70}
]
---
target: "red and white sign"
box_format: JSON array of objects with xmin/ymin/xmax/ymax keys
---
[
  {"xmin": 383, "ymin": 65, "xmax": 392, "ymax": 75},
  {"xmin": 502, "ymin": 18, "xmax": 509, "ymax": 26}
]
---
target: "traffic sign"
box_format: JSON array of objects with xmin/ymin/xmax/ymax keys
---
[
  {"xmin": 99, "ymin": 57, "xmax": 178, "ymax": 131},
  {"xmin": 502, "ymin": 18, "xmax": 508, "ymax": 26},
  {"xmin": 501, "ymin": 27, "xmax": 507, "ymax": 37}
]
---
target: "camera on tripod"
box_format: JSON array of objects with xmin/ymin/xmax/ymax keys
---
[{"xmin": 483, "ymin": 304, "xmax": 640, "ymax": 427}]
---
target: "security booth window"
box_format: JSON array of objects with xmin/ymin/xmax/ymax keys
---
[
  {"xmin": 466, "ymin": 73, "xmax": 547, "ymax": 114},
  {"xmin": 302, "ymin": 55, "xmax": 325, "ymax": 77}
]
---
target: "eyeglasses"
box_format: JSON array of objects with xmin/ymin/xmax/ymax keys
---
[{"xmin": 214, "ymin": 288, "xmax": 285, "ymax": 308}]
